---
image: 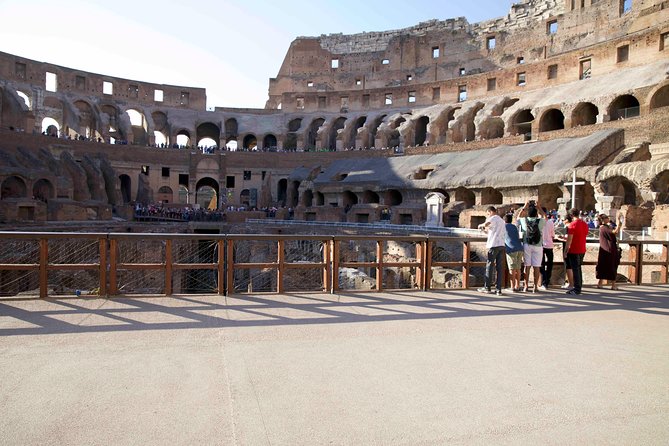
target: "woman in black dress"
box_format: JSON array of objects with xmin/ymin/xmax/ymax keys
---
[{"xmin": 596, "ymin": 213, "xmax": 623, "ymax": 290}]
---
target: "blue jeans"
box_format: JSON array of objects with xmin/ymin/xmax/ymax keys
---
[{"xmin": 485, "ymin": 246, "xmax": 505, "ymax": 291}]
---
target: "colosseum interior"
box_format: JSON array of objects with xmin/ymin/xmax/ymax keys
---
[{"xmin": 1, "ymin": 0, "xmax": 668, "ymax": 234}]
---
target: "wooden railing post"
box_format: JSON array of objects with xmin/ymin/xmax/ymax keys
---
[
  {"xmin": 376, "ymin": 240, "xmax": 383, "ymax": 292},
  {"xmin": 217, "ymin": 240, "xmax": 226, "ymax": 295},
  {"xmin": 109, "ymin": 238, "xmax": 118, "ymax": 295},
  {"xmin": 277, "ymin": 239, "xmax": 285, "ymax": 294},
  {"xmin": 323, "ymin": 239, "xmax": 331, "ymax": 293},
  {"xmin": 463, "ymin": 241, "xmax": 471, "ymax": 289},
  {"xmin": 415, "ymin": 240, "xmax": 424, "ymax": 291},
  {"xmin": 39, "ymin": 238, "xmax": 48, "ymax": 298},
  {"xmin": 661, "ymin": 242, "xmax": 668, "ymax": 284},
  {"xmin": 99, "ymin": 237, "xmax": 107, "ymax": 297},
  {"xmin": 424, "ymin": 240, "xmax": 433, "ymax": 291},
  {"xmin": 164, "ymin": 239, "xmax": 173, "ymax": 296},
  {"xmin": 332, "ymin": 240, "xmax": 340, "ymax": 293},
  {"xmin": 226, "ymin": 239, "xmax": 234, "ymax": 295}
]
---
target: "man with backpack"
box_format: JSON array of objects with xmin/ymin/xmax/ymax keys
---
[{"xmin": 518, "ymin": 199, "xmax": 546, "ymax": 292}]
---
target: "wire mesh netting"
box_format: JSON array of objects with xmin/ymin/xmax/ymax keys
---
[
  {"xmin": 431, "ymin": 239, "xmax": 465, "ymax": 263},
  {"xmin": 339, "ymin": 239, "xmax": 377, "ymax": 263},
  {"xmin": 283, "ymin": 268, "xmax": 324, "ymax": 292},
  {"xmin": 233, "ymin": 239, "xmax": 277, "ymax": 264},
  {"xmin": 382, "ymin": 266, "xmax": 417, "ymax": 289},
  {"xmin": 234, "ymin": 268, "xmax": 276, "ymax": 293},
  {"xmin": 117, "ymin": 270, "xmax": 165, "ymax": 295},
  {"xmin": 338, "ymin": 266, "xmax": 376, "ymax": 291},
  {"xmin": 172, "ymin": 239, "xmax": 218, "ymax": 294},
  {"xmin": 0, "ymin": 238, "xmax": 40, "ymax": 297},
  {"xmin": 430, "ymin": 266, "xmax": 465, "ymax": 289},
  {"xmin": 48, "ymin": 271, "xmax": 100, "ymax": 296},
  {"xmin": 384, "ymin": 240, "xmax": 417, "ymax": 263},
  {"xmin": 116, "ymin": 239, "xmax": 165, "ymax": 294},
  {"xmin": 48, "ymin": 238, "xmax": 101, "ymax": 296},
  {"xmin": 284, "ymin": 239, "xmax": 324, "ymax": 263}
]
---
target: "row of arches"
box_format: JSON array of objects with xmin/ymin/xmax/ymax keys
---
[{"xmin": 1, "ymin": 176, "xmax": 54, "ymax": 201}]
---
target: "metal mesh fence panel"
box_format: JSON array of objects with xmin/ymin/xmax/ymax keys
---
[
  {"xmin": 117, "ymin": 239, "xmax": 165, "ymax": 264},
  {"xmin": 383, "ymin": 266, "xmax": 417, "ymax": 290},
  {"xmin": 284, "ymin": 240, "xmax": 324, "ymax": 263},
  {"xmin": 339, "ymin": 239, "xmax": 377, "ymax": 263},
  {"xmin": 117, "ymin": 270, "xmax": 165, "ymax": 295},
  {"xmin": 172, "ymin": 269, "xmax": 217, "ymax": 294},
  {"xmin": 338, "ymin": 266, "xmax": 376, "ymax": 291},
  {"xmin": 233, "ymin": 240, "xmax": 277, "ymax": 264},
  {"xmin": 0, "ymin": 238, "xmax": 39, "ymax": 264},
  {"xmin": 233, "ymin": 268, "xmax": 276, "ymax": 293},
  {"xmin": 48, "ymin": 271, "xmax": 100, "ymax": 296},
  {"xmin": 173, "ymin": 239, "xmax": 218, "ymax": 264},
  {"xmin": 383, "ymin": 240, "xmax": 417, "ymax": 263},
  {"xmin": 48, "ymin": 238, "xmax": 99, "ymax": 265},
  {"xmin": 430, "ymin": 266, "xmax": 465, "ymax": 289},
  {"xmin": 283, "ymin": 268, "xmax": 324, "ymax": 292},
  {"xmin": 431, "ymin": 239, "xmax": 464, "ymax": 263},
  {"xmin": 0, "ymin": 270, "xmax": 39, "ymax": 297}
]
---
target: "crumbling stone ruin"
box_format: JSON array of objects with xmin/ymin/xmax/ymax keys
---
[{"xmin": 0, "ymin": 0, "xmax": 668, "ymax": 233}]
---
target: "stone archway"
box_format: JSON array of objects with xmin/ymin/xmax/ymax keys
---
[
  {"xmin": 2, "ymin": 176, "xmax": 28, "ymax": 199},
  {"xmin": 480, "ymin": 187, "xmax": 502, "ymax": 205},
  {"xmin": 195, "ymin": 177, "xmax": 220, "ymax": 209},
  {"xmin": 414, "ymin": 116, "xmax": 429, "ymax": 146},
  {"xmin": 539, "ymin": 108, "xmax": 565, "ymax": 132},
  {"xmin": 571, "ymin": 102, "xmax": 599, "ymax": 127},
  {"xmin": 608, "ymin": 95, "xmax": 640, "ymax": 120},
  {"xmin": 33, "ymin": 179, "xmax": 55, "ymax": 202}
]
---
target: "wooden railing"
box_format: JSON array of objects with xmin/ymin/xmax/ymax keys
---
[{"xmin": 0, "ymin": 232, "xmax": 666, "ymax": 298}]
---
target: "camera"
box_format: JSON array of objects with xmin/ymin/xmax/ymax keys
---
[{"xmin": 528, "ymin": 200, "xmax": 536, "ymax": 207}]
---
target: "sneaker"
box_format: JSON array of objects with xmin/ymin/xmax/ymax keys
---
[
  {"xmin": 561, "ymin": 283, "xmax": 570, "ymax": 289},
  {"xmin": 477, "ymin": 287, "xmax": 492, "ymax": 294},
  {"xmin": 495, "ymin": 290, "xmax": 503, "ymax": 296},
  {"xmin": 538, "ymin": 285, "xmax": 547, "ymax": 291},
  {"xmin": 566, "ymin": 289, "xmax": 580, "ymax": 295}
]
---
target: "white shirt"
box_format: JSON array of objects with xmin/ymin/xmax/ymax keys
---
[
  {"xmin": 542, "ymin": 218, "xmax": 556, "ymax": 249},
  {"xmin": 485, "ymin": 214, "xmax": 506, "ymax": 249}
]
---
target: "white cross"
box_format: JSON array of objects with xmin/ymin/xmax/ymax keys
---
[{"xmin": 563, "ymin": 170, "xmax": 585, "ymax": 209}]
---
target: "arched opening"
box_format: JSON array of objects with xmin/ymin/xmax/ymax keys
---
[
  {"xmin": 32, "ymin": 179, "xmax": 54, "ymax": 202},
  {"xmin": 289, "ymin": 181, "xmax": 300, "ymax": 207},
  {"xmin": 480, "ymin": 187, "xmax": 503, "ymax": 205},
  {"xmin": 343, "ymin": 191, "xmax": 358, "ymax": 207},
  {"xmin": 263, "ymin": 134, "xmax": 277, "ymax": 150},
  {"xmin": 1, "ymin": 176, "xmax": 27, "ymax": 199},
  {"xmin": 538, "ymin": 184, "xmax": 563, "ymax": 210},
  {"xmin": 539, "ymin": 108, "xmax": 565, "ymax": 132},
  {"xmin": 16, "ymin": 91, "xmax": 31, "ymax": 109},
  {"xmin": 454, "ymin": 187, "xmax": 475, "ymax": 208},
  {"xmin": 315, "ymin": 192, "xmax": 325, "ymax": 206},
  {"xmin": 243, "ymin": 134, "xmax": 257, "ymax": 151},
  {"xmin": 302, "ymin": 189, "xmax": 313, "ymax": 207},
  {"xmin": 240, "ymin": 189, "xmax": 250, "ymax": 207},
  {"xmin": 126, "ymin": 108, "xmax": 148, "ymax": 145},
  {"xmin": 510, "ymin": 109, "xmax": 534, "ymax": 139},
  {"xmin": 198, "ymin": 138, "xmax": 217, "ymax": 151},
  {"xmin": 384, "ymin": 189, "xmax": 403, "ymax": 206},
  {"xmin": 414, "ymin": 116, "xmax": 429, "ymax": 146},
  {"xmin": 649, "ymin": 84, "xmax": 669, "ymax": 110},
  {"xmin": 154, "ymin": 131, "xmax": 168, "ymax": 147},
  {"xmin": 41, "ymin": 117, "xmax": 60, "ymax": 136},
  {"xmin": 176, "ymin": 130, "xmax": 191, "ymax": 148},
  {"xmin": 651, "ymin": 170, "xmax": 669, "ymax": 203},
  {"xmin": 388, "ymin": 117, "xmax": 406, "ymax": 148},
  {"xmin": 362, "ymin": 190, "xmax": 380, "ymax": 204},
  {"xmin": 225, "ymin": 139, "xmax": 238, "ymax": 151},
  {"xmin": 368, "ymin": 114, "xmax": 386, "ymax": 148},
  {"xmin": 328, "ymin": 117, "xmax": 347, "ymax": 151},
  {"xmin": 492, "ymin": 98, "xmax": 519, "ymax": 117},
  {"xmin": 195, "ymin": 177, "xmax": 220, "ymax": 209},
  {"xmin": 285, "ymin": 118, "xmax": 302, "ymax": 151},
  {"xmin": 347, "ymin": 116, "xmax": 367, "ymax": 148},
  {"xmin": 306, "ymin": 118, "xmax": 325, "ymax": 150},
  {"xmin": 277, "ymin": 179, "xmax": 288, "ymax": 206},
  {"xmin": 178, "ymin": 185, "xmax": 189, "ymax": 204},
  {"xmin": 119, "ymin": 175, "xmax": 132, "ymax": 203},
  {"xmin": 196, "ymin": 122, "xmax": 220, "ymax": 148},
  {"xmin": 608, "ymin": 95, "xmax": 640, "ymax": 120},
  {"xmin": 157, "ymin": 186, "xmax": 173, "ymax": 203},
  {"xmin": 479, "ymin": 117, "xmax": 505, "ymax": 140},
  {"xmin": 74, "ymin": 100, "xmax": 97, "ymax": 139},
  {"xmin": 571, "ymin": 102, "xmax": 599, "ymax": 127}
]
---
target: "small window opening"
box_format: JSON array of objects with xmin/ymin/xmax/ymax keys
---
[
  {"xmin": 517, "ymin": 56, "xmax": 525, "ymax": 64},
  {"xmin": 579, "ymin": 59, "xmax": 591, "ymax": 80},
  {"xmin": 432, "ymin": 87, "xmax": 440, "ymax": 101},
  {"xmin": 547, "ymin": 64, "xmax": 558, "ymax": 79},
  {"xmin": 408, "ymin": 91, "xmax": 416, "ymax": 103},
  {"xmin": 45, "ymin": 72, "xmax": 57, "ymax": 92},
  {"xmin": 75, "ymin": 75, "xmax": 86, "ymax": 90},
  {"xmin": 547, "ymin": 20, "xmax": 558, "ymax": 35},
  {"xmin": 414, "ymin": 167, "xmax": 435, "ymax": 180},
  {"xmin": 486, "ymin": 36, "xmax": 496, "ymax": 50},
  {"xmin": 307, "ymin": 81, "xmax": 314, "ymax": 87},
  {"xmin": 141, "ymin": 165, "xmax": 150, "ymax": 176},
  {"xmin": 661, "ymin": 32, "xmax": 669, "ymax": 51},
  {"xmin": 382, "ymin": 59, "xmax": 390, "ymax": 65},
  {"xmin": 226, "ymin": 176, "xmax": 235, "ymax": 188},
  {"xmin": 331, "ymin": 59, "xmax": 339, "ymax": 69},
  {"xmin": 154, "ymin": 89, "xmax": 164, "ymax": 102},
  {"xmin": 459, "ymin": 67, "xmax": 466, "ymax": 76},
  {"xmin": 385, "ymin": 93, "xmax": 393, "ymax": 105},
  {"xmin": 458, "ymin": 85, "xmax": 467, "ymax": 102},
  {"xmin": 621, "ymin": 0, "xmax": 632, "ymax": 15},
  {"xmin": 243, "ymin": 171, "xmax": 251, "ymax": 180},
  {"xmin": 103, "ymin": 81, "xmax": 113, "ymax": 95},
  {"xmin": 487, "ymin": 78, "xmax": 497, "ymax": 91},
  {"xmin": 432, "ymin": 46, "xmax": 440, "ymax": 58},
  {"xmin": 406, "ymin": 74, "xmax": 413, "ymax": 81},
  {"xmin": 296, "ymin": 97, "xmax": 304, "ymax": 109},
  {"xmin": 162, "ymin": 167, "xmax": 170, "ymax": 177},
  {"xmin": 355, "ymin": 79, "xmax": 362, "ymax": 85},
  {"xmin": 517, "ymin": 72, "xmax": 526, "ymax": 86},
  {"xmin": 617, "ymin": 44, "xmax": 629, "ymax": 63}
]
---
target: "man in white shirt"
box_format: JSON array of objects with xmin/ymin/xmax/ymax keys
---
[
  {"xmin": 539, "ymin": 208, "xmax": 556, "ymax": 290},
  {"xmin": 477, "ymin": 206, "xmax": 507, "ymax": 295}
]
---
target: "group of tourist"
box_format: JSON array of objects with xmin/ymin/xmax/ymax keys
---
[{"xmin": 477, "ymin": 200, "xmax": 623, "ymax": 296}]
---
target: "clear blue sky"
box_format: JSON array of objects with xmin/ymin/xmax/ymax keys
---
[{"xmin": 0, "ymin": 0, "xmax": 515, "ymax": 109}]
